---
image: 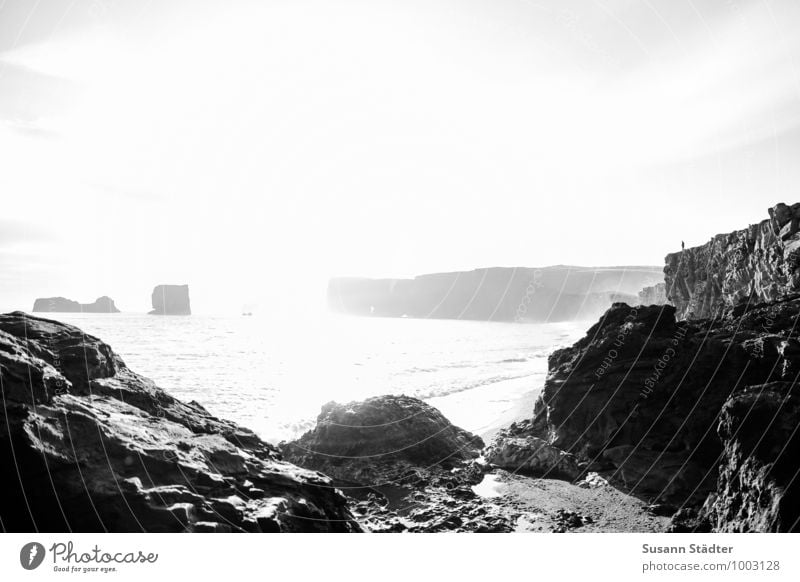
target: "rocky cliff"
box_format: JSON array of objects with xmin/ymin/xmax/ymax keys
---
[
  {"xmin": 150, "ymin": 284, "xmax": 191, "ymax": 315},
  {"xmin": 665, "ymin": 202, "xmax": 800, "ymax": 320},
  {"xmin": 491, "ymin": 296, "xmax": 800, "ymax": 530},
  {"xmin": 32, "ymin": 296, "xmax": 120, "ymax": 313},
  {"xmin": 329, "ymin": 266, "xmax": 662, "ymax": 323},
  {"xmin": 0, "ymin": 312, "xmax": 358, "ymax": 532}
]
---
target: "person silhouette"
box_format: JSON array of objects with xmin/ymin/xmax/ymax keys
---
[{"xmin": 681, "ymin": 240, "xmax": 685, "ymax": 250}]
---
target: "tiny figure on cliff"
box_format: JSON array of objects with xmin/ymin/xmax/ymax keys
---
[{"xmin": 681, "ymin": 240, "xmax": 685, "ymax": 251}]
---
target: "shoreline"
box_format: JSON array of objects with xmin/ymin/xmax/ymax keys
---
[{"xmin": 426, "ymin": 375, "xmax": 544, "ymax": 441}]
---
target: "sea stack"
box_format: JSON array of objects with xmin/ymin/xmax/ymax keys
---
[
  {"xmin": 149, "ymin": 284, "xmax": 191, "ymax": 315},
  {"xmin": 32, "ymin": 296, "xmax": 120, "ymax": 313}
]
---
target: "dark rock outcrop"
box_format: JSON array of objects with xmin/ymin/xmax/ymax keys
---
[
  {"xmin": 149, "ymin": 284, "xmax": 191, "ymax": 315},
  {"xmin": 703, "ymin": 382, "xmax": 800, "ymax": 532},
  {"xmin": 508, "ymin": 297, "xmax": 800, "ymax": 530},
  {"xmin": 280, "ymin": 395, "xmax": 535, "ymax": 532},
  {"xmin": 637, "ymin": 282, "xmax": 668, "ymax": 306},
  {"xmin": 329, "ymin": 265, "xmax": 662, "ymax": 323},
  {"xmin": 0, "ymin": 312, "xmax": 358, "ymax": 532},
  {"xmin": 32, "ymin": 296, "xmax": 120, "ymax": 313},
  {"xmin": 280, "ymin": 395, "xmax": 483, "ymax": 487},
  {"xmin": 665, "ymin": 202, "xmax": 800, "ymax": 320},
  {"xmin": 506, "ymin": 300, "xmax": 800, "ymax": 506}
]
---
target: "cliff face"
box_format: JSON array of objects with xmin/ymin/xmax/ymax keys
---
[
  {"xmin": 32, "ymin": 296, "xmax": 120, "ymax": 313},
  {"xmin": 508, "ymin": 295, "xmax": 800, "ymax": 530},
  {"xmin": 665, "ymin": 202, "xmax": 800, "ymax": 320},
  {"xmin": 150, "ymin": 284, "xmax": 191, "ymax": 315},
  {"xmin": 0, "ymin": 312, "xmax": 358, "ymax": 532},
  {"xmin": 329, "ymin": 266, "xmax": 662, "ymax": 323},
  {"xmin": 704, "ymin": 382, "xmax": 800, "ymax": 532},
  {"xmin": 483, "ymin": 203, "xmax": 800, "ymax": 531}
]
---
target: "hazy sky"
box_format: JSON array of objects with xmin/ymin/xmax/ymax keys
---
[{"xmin": 2, "ymin": 0, "xmax": 800, "ymax": 313}]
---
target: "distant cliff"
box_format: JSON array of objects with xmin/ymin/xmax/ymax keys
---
[
  {"xmin": 637, "ymin": 282, "xmax": 668, "ymax": 306},
  {"xmin": 32, "ymin": 296, "xmax": 120, "ymax": 313},
  {"xmin": 149, "ymin": 284, "xmax": 191, "ymax": 315},
  {"xmin": 665, "ymin": 202, "xmax": 800, "ymax": 320},
  {"xmin": 328, "ymin": 266, "xmax": 663, "ymax": 323}
]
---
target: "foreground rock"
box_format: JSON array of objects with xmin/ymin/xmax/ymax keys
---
[
  {"xmin": 484, "ymin": 425, "xmax": 581, "ymax": 480},
  {"xmin": 703, "ymin": 382, "xmax": 800, "ymax": 532},
  {"xmin": 32, "ymin": 296, "xmax": 120, "ymax": 313},
  {"xmin": 150, "ymin": 284, "xmax": 191, "ymax": 315},
  {"xmin": 510, "ymin": 297, "xmax": 800, "ymax": 531},
  {"xmin": 280, "ymin": 395, "xmax": 484, "ymax": 487},
  {"xmin": 665, "ymin": 202, "xmax": 800, "ymax": 320},
  {"xmin": 0, "ymin": 312, "xmax": 358, "ymax": 532},
  {"xmin": 282, "ymin": 396, "xmax": 530, "ymax": 532}
]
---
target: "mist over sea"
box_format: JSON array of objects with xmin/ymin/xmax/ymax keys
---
[{"xmin": 48, "ymin": 312, "xmax": 586, "ymax": 443}]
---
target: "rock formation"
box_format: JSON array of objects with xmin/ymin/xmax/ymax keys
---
[
  {"xmin": 703, "ymin": 382, "xmax": 800, "ymax": 532},
  {"xmin": 149, "ymin": 284, "xmax": 191, "ymax": 315},
  {"xmin": 329, "ymin": 265, "xmax": 662, "ymax": 323},
  {"xmin": 280, "ymin": 395, "xmax": 517, "ymax": 532},
  {"xmin": 484, "ymin": 423, "xmax": 581, "ymax": 480},
  {"xmin": 282, "ymin": 394, "xmax": 669, "ymax": 532},
  {"xmin": 32, "ymin": 296, "xmax": 120, "ymax": 313},
  {"xmin": 0, "ymin": 312, "xmax": 358, "ymax": 532},
  {"xmin": 484, "ymin": 204, "xmax": 800, "ymax": 531},
  {"xmin": 637, "ymin": 282, "xmax": 668, "ymax": 306},
  {"xmin": 491, "ymin": 295, "xmax": 800, "ymax": 530},
  {"xmin": 280, "ymin": 395, "xmax": 484, "ymax": 487},
  {"xmin": 665, "ymin": 202, "xmax": 800, "ymax": 320}
]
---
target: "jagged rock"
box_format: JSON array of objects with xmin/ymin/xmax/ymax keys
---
[
  {"xmin": 32, "ymin": 296, "xmax": 120, "ymax": 313},
  {"xmin": 526, "ymin": 299, "xmax": 800, "ymax": 508},
  {"xmin": 485, "ymin": 428, "xmax": 581, "ymax": 480},
  {"xmin": 0, "ymin": 312, "xmax": 358, "ymax": 532},
  {"xmin": 353, "ymin": 482, "xmax": 519, "ymax": 533},
  {"xmin": 280, "ymin": 395, "xmax": 484, "ymax": 487},
  {"xmin": 149, "ymin": 284, "xmax": 191, "ymax": 315},
  {"xmin": 664, "ymin": 202, "xmax": 800, "ymax": 320},
  {"xmin": 637, "ymin": 282, "xmax": 668, "ymax": 306},
  {"xmin": 702, "ymin": 382, "xmax": 800, "ymax": 532}
]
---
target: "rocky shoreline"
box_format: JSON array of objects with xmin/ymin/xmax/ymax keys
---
[
  {"xmin": 0, "ymin": 312, "xmax": 357, "ymax": 532},
  {"xmin": 3, "ymin": 203, "xmax": 800, "ymax": 532}
]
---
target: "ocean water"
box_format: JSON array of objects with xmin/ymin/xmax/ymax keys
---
[{"xmin": 47, "ymin": 312, "xmax": 587, "ymax": 443}]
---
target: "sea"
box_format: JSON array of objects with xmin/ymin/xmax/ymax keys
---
[{"xmin": 48, "ymin": 312, "xmax": 588, "ymax": 444}]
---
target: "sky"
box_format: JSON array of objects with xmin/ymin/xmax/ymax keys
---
[{"xmin": 1, "ymin": 0, "xmax": 800, "ymax": 314}]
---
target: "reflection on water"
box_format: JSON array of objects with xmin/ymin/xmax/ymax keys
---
[{"xmin": 48, "ymin": 312, "xmax": 585, "ymax": 443}]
